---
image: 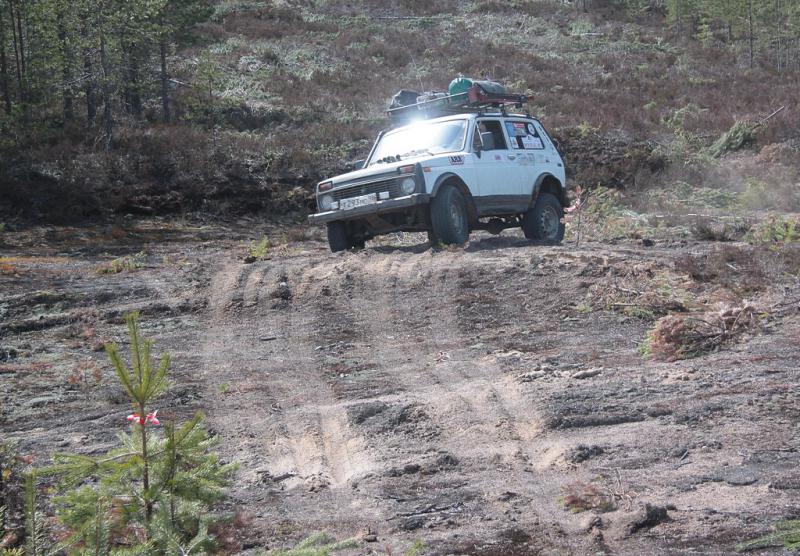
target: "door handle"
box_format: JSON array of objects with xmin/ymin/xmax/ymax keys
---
[{"xmin": 507, "ymin": 155, "xmax": 516, "ymax": 160}]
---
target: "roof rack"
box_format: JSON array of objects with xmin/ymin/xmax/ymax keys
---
[{"xmin": 387, "ymin": 83, "xmax": 528, "ymax": 126}]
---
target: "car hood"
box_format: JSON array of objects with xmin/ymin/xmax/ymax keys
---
[
  {"xmin": 322, "ymin": 160, "xmax": 408, "ymax": 188},
  {"xmin": 321, "ymin": 154, "xmax": 460, "ymax": 189}
]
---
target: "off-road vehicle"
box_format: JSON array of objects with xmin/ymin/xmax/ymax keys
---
[{"xmin": 308, "ymin": 79, "xmax": 568, "ymax": 252}]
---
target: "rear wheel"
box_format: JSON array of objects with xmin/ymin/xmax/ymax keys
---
[
  {"xmin": 430, "ymin": 185, "xmax": 470, "ymax": 245},
  {"xmin": 521, "ymin": 192, "xmax": 564, "ymax": 243},
  {"xmin": 327, "ymin": 221, "xmax": 354, "ymax": 252}
]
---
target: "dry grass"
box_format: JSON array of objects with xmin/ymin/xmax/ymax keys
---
[
  {"xmin": 676, "ymin": 244, "xmax": 800, "ymax": 294},
  {"xmin": 641, "ymin": 306, "xmax": 760, "ymax": 361},
  {"xmin": 560, "ymin": 481, "xmax": 617, "ymax": 513},
  {"xmin": 589, "ymin": 272, "xmax": 692, "ymax": 320}
]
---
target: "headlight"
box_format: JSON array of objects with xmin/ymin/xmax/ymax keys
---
[
  {"xmin": 400, "ymin": 177, "xmax": 416, "ymax": 195},
  {"xmin": 319, "ymin": 194, "xmax": 334, "ymax": 211}
]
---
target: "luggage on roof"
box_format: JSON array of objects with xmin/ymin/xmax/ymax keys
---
[{"xmin": 387, "ymin": 77, "xmax": 528, "ymax": 126}]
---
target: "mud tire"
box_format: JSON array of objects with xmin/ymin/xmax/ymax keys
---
[
  {"xmin": 522, "ymin": 192, "xmax": 565, "ymax": 243},
  {"xmin": 327, "ymin": 221, "xmax": 354, "ymax": 252},
  {"xmin": 430, "ymin": 186, "xmax": 469, "ymax": 245}
]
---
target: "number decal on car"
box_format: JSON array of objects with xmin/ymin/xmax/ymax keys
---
[{"xmin": 449, "ymin": 155, "xmax": 464, "ymax": 165}]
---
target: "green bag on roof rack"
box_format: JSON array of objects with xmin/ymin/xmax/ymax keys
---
[{"xmin": 448, "ymin": 77, "xmax": 508, "ymax": 101}]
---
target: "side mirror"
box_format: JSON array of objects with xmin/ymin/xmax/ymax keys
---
[
  {"xmin": 352, "ymin": 159, "xmax": 365, "ymax": 170},
  {"xmin": 480, "ymin": 131, "xmax": 496, "ymax": 151}
]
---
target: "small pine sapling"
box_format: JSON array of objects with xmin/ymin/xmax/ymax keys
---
[{"xmin": 46, "ymin": 312, "xmax": 236, "ymax": 555}]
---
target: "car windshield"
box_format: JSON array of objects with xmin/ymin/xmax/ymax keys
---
[{"xmin": 368, "ymin": 119, "xmax": 468, "ymax": 166}]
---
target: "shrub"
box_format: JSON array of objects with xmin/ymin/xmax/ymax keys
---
[
  {"xmin": 96, "ymin": 252, "xmax": 146, "ymax": 274},
  {"xmin": 737, "ymin": 520, "xmax": 800, "ymax": 552},
  {"xmin": 248, "ymin": 237, "xmax": 270, "ymax": 260},
  {"xmin": 746, "ymin": 215, "xmax": 800, "ymax": 245},
  {"xmin": 264, "ymin": 532, "xmax": 358, "ymax": 556},
  {"xmin": 709, "ymin": 120, "xmax": 757, "ymax": 158},
  {"xmin": 0, "ymin": 442, "xmax": 29, "ymax": 553},
  {"xmin": 690, "ymin": 218, "xmax": 751, "ymax": 242},
  {"xmin": 642, "ymin": 306, "xmax": 759, "ymax": 361},
  {"xmin": 560, "ymin": 482, "xmax": 616, "ymax": 513},
  {"xmin": 676, "ymin": 244, "xmax": 799, "ymax": 293}
]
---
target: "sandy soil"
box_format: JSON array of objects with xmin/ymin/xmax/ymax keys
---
[{"xmin": 1, "ymin": 219, "xmax": 798, "ymax": 555}]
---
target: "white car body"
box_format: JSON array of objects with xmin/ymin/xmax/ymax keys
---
[{"xmin": 309, "ymin": 111, "xmax": 567, "ymax": 249}]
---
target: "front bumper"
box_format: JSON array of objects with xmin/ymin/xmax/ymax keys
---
[{"xmin": 308, "ymin": 193, "xmax": 430, "ymax": 225}]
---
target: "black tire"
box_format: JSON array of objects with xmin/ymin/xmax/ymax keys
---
[
  {"xmin": 522, "ymin": 192, "xmax": 565, "ymax": 243},
  {"xmin": 430, "ymin": 185, "xmax": 470, "ymax": 245},
  {"xmin": 426, "ymin": 229, "xmax": 440, "ymax": 246},
  {"xmin": 327, "ymin": 221, "xmax": 354, "ymax": 252}
]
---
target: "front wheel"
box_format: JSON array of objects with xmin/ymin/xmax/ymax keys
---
[
  {"xmin": 430, "ymin": 185, "xmax": 470, "ymax": 245},
  {"xmin": 521, "ymin": 192, "xmax": 565, "ymax": 243},
  {"xmin": 327, "ymin": 221, "xmax": 354, "ymax": 252}
]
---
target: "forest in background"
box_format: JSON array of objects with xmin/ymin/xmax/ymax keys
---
[{"xmin": 0, "ymin": 0, "xmax": 798, "ymax": 223}]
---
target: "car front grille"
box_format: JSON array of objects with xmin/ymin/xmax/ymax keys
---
[{"xmin": 331, "ymin": 178, "xmax": 403, "ymax": 201}]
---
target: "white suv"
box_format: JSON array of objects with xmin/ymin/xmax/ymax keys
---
[{"xmin": 308, "ymin": 112, "xmax": 567, "ymax": 252}]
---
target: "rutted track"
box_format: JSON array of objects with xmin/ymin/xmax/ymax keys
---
[{"xmin": 2, "ymin": 226, "xmax": 799, "ymax": 554}]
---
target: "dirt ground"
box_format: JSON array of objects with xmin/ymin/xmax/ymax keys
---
[{"xmin": 1, "ymin": 218, "xmax": 798, "ymax": 555}]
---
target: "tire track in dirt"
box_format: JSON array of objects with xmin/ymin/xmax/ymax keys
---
[
  {"xmin": 317, "ymin": 247, "xmax": 562, "ymax": 538},
  {"xmin": 199, "ymin": 253, "xmax": 382, "ymax": 539}
]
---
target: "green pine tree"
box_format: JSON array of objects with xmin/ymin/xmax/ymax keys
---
[{"xmin": 44, "ymin": 312, "xmax": 236, "ymax": 555}]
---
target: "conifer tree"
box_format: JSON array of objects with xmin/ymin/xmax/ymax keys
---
[{"xmin": 45, "ymin": 312, "xmax": 236, "ymax": 556}]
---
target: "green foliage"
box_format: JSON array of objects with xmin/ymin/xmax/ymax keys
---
[
  {"xmin": 248, "ymin": 237, "xmax": 270, "ymax": 261},
  {"xmin": 1, "ymin": 442, "xmax": 28, "ymax": 555},
  {"xmin": 96, "ymin": 252, "xmax": 146, "ymax": 274},
  {"xmin": 264, "ymin": 532, "xmax": 359, "ymax": 556},
  {"xmin": 646, "ymin": 181, "xmax": 739, "ymax": 211},
  {"xmin": 708, "ymin": 120, "xmax": 757, "ymax": 158},
  {"xmin": 404, "ymin": 539, "xmax": 425, "ymax": 556},
  {"xmin": 565, "ymin": 187, "xmax": 648, "ymax": 242},
  {"xmin": 738, "ymin": 520, "xmax": 800, "ymax": 552},
  {"xmin": 43, "ymin": 313, "xmax": 236, "ymax": 555},
  {"xmin": 0, "ymin": 0, "xmax": 213, "ymax": 148},
  {"xmin": 746, "ymin": 215, "xmax": 800, "ymax": 245}
]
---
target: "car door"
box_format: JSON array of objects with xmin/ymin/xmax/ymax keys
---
[
  {"xmin": 503, "ymin": 118, "xmax": 564, "ymax": 200},
  {"xmin": 530, "ymin": 120, "xmax": 566, "ymax": 185},
  {"xmin": 471, "ymin": 118, "xmax": 522, "ymax": 215}
]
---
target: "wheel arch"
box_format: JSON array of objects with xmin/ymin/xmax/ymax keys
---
[
  {"xmin": 531, "ymin": 174, "xmax": 567, "ymax": 208},
  {"xmin": 431, "ymin": 173, "xmax": 478, "ymax": 223}
]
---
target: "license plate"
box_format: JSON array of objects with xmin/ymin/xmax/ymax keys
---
[{"xmin": 339, "ymin": 193, "xmax": 377, "ymax": 210}]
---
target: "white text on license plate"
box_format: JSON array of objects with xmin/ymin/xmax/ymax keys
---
[{"xmin": 340, "ymin": 193, "xmax": 377, "ymax": 210}]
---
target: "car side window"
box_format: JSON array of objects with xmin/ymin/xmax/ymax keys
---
[
  {"xmin": 504, "ymin": 120, "xmax": 545, "ymax": 150},
  {"xmin": 476, "ymin": 120, "xmax": 507, "ymax": 150}
]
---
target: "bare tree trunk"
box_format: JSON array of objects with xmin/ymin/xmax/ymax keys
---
[
  {"xmin": 748, "ymin": 0, "xmax": 754, "ymax": 68},
  {"xmin": 58, "ymin": 20, "xmax": 74, "ymax": 122},
  {"xmin": 99, "ymin": 33, "xmax": 113, "ymax": 150},
  {"xmin": 159, "ymin": 33, "xmax": 170, "ymax": 123},
  {"xmin": 81, "ymin": 20, "xmax": 96, "ymax": 127},
  {"xmin": 0, "ymin": 6, "xmax": 12, "ymax": 114},
  {"xmin": 8, "ymin": 0, "xmax": 28, "ymax": 123},
  {"xmin": 128, "ymin": 50, "xmax": 142, "ymax": 119},
  {"xmin": 8, "ymin": 0, "xmax": 23, "ymax": 104}
]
